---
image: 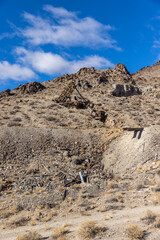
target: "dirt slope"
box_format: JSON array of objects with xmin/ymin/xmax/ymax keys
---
[{"xmin": 103, "ymin": 126, "xmax": 160, "ymax": 174}]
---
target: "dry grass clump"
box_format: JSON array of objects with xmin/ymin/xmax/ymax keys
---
[
  {"xmin": 126, "ymin": 224, "xmax": 144, "ymax": 239},
  {"xmin": 30, "ymin": 208, "xmax": 57, "ymax": 223},
  {"xmin": 154, "ymin": 192, "xmax": 160, "ymax": 204},
  {"xmin": 52, "ymin": 225, "xmax": 70, "ymax": 239},
  {"xmin": 77, "ymin": 220, "xmax": 107, "ymax": 240},
  {"xmin": 46, "ymin": 116, "xmax": 56, "ymax": 121},
  {"xmin": 30, "ymin": 209, "xmax": 41, "ymax": 222},
  {"xmin": 141, "ymin": 210, "xmax": 157, "ymax": 224},
  {"xmin": 154, "ymin": 216, "xmax": 160, "ymax": 228},
  {"xmin": 5, "ymin": 214, "xmax": 30, "ymax": 229},
  {"xmin": 33, "ymin": 186, "xmax": 46, "ymax": 194},
  {"xmin": 155, "ymin": 171, "xmax": 160, "ymax": 187},
  {"xmin": 7, "ymin": 121, "xmax": 21, "ymax": 127},
  {"xmin": 81, "ymin": 211, "xmax": 90, "ymax": 216},
  {"xmin": 0, "ymin": 180, "xmax": 6, "ymax": 192},
  {"xmin": 41, "ymin": 210, "xmax": 57, "ymax": 222},
  {"xmin": 141, "ymin": 210, "xmax": 160, "ymax": 229},
  {"xmin": 26, "ymin": 163, "xmax": 39, "ymax": 174},
  {"xmin": 13, "ymin": 117, "xmax": 22, "ymax": 122},
  {"xmin": 107, "ymin": 181, "xmax": 118, "ymax": 189},
  {"xmin": 0, "ymin": 205, "xmax": 22, "ymax": 219},
  {"xmin": 16, "ymin": 231, "xmax": 42, "ymax": 240}
]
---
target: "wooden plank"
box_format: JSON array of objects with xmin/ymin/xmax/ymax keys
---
[{"xmin": 123, "ymin": 127, "xmax": 144, "ymax": 131}]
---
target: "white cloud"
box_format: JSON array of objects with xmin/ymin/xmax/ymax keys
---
[
  {"xmin": 43, "ymin": 5, "xmax": 77, "ymax": 19},
  {"xmin": 151, "ymin": 17, "xmax": 160, "ymax": 50},
  {"xmin": 16, "ymin": 47, "xmax": 69, "ymax": 74},
  {"xmin": 0, "ymin": 60, "xmax": 36, "ymax": 81},
  {"xmin": 0, "ymin": 33, "xmax": 11, "ymax": 40},
  {"xmin": 0, "ymin": 5, "xmax": 118, "ymax": 83},
  {"xmin": 70, "ymin": 55, "xmax": 115, "ymax": 73},
  {"xmin": 16, "ymin": 47, "xmax": 114, "ymax": 75},
  {"xmin": 21, "ymin": 5, "xmax": 121, "ymax": 50},
  {"xmin": 0, "ymin": 32, "xmax": 17, "ymax": 40},
  {"xmin": 153, "ymin": 40, "xmax": 160, "ymax": 48}
]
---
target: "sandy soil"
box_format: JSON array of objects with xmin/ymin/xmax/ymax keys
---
[{"xmin": 1, "ymin": 205, "xmax": 160, "ymax": 240}]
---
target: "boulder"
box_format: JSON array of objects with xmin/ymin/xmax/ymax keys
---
[{"xmin": 112, "ymin": 84, "xmax": 142, "ymax": 97}]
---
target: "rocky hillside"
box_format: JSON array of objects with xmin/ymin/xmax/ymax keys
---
[
  {"xmin": 0, "ymin": 62, "xmax": 160, "ymax": 240},
  {"xmin": 132, "ymin": 60, "xmax": 160, "ymax": 84}
]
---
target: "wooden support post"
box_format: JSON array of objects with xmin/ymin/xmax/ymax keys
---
[{"xmin": 79, "ymin": 171, "xmax": 85, "ymax": 183}]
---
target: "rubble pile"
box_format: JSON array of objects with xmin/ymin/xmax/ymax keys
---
[{"xmin": 0, "ymin": 127, "xmax": 114, "ymax": 209}]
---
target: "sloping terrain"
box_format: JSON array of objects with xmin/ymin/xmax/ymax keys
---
[
  {"xmin": 0, "ymin": 62, "xmax": 160, "ymax": 240},
  {"xmin": 132, "ymin": 61, "xmax": 160, "ymax": 83},
  {"xmin": 103, "ymin": 126, "xmax": 160, "ymax": 174}
]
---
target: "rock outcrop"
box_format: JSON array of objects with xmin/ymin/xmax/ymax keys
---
[
  {"xmin": 104, "ymin": 63, "xmax": 132, "ymax": 83},
  {"xmin": 0, "ymin": 88, "xmax": 11, "ymax": 98},
  {"xmin": 14, "ymin": 81, "xmax": 46, "ymax": 94},
  {"xmin": 112, "ymin": 84, "xmax": 142, "ymax": 97}
]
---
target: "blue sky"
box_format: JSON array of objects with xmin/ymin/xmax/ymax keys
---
[{"xmin": 0, "ymin": 0, "xmax": 160, "ymax": 91}]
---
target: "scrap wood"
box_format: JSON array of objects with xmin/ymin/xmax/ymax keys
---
[
  {"xmin": 55, "ymin": 169, "xmax": 76, "ymax": 180},
  {"xmin": 55, "ymin": 171, "xmax": 66, "ymax": 180},
  {"xmin": 41, "ymin": 164, "xmax": 51, "ymax": 174},
  {"xmin": 64, "ymin": 178, "xmax": 81, "ymax": 187}
]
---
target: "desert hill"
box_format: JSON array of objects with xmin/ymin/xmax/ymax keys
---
[
  {"xmin": 0, "ymin": 62, "xmax": 160, "ymax": 240},
  {"xmin": 133, "ymin": 60, "xmax": 160, "ymax": 84}
]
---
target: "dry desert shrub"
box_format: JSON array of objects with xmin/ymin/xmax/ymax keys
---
[
  {"xmin": 9, "ymin": 110, "xmax": 17, "ymax": 115},
  {"xmin": 0, "ymin": 205, "xmax": 22, "ymax": 219},
  {"xmin": 153, "ymin": 192, "xmax": 160, "ymax": 204},
  {"xmin": 3, "ymin": 115, "xmax": 10, "ymax": 119},
  {"xmin": 141, "ymin": 210, "xmax": 157, "ymax": 224},
  {"xmin": 126, "ymin": 224, "xmax": 144, "ymax": 239},
  {"xmin": 5, "ymin": 214, "xmax": 30, "ymax": 229},
  {"xmin": 77, "ymin": 220, "xmax": 107, "ymax": 240},
  {"xmin": 7, "ymin": 121, "xmax": 21, "ymax": 127},
  {"xmin": 155, "ymin": 171, "xmax": 160, "ymax": 187},
  {"xmin": 52, "ymin": 225, "xmax": 70, "ymax": 239},
  {"xmin": 154, "ymin": 216, "xmax": 160, "ymax": 228},
  {"xmin": 46, "ymin": 116, "xmax": 56, "ymax": 121},
  {"xmin": 107, "ymin": 181, "xmax": 118, "ymax": 189},
  {"xmin": 141, "ymin": 210, "xmax": 160, "ymax": 228},
  {"xmin": 26, "ymin": 163, "xmax": 39, "ymax": 174},
  {"xmin": 41, "ymin": 210, "xmax": 57, "ymax": 222},
  {"xmin": 30, "ymin": 209, "xmax": 42, "ymax": 222},
  {"xmin": 0, "ymin": 180, "xmax": 6, "ymax": 192},
  {"xmin": 81, "ymin": 211, "xmax": 90, "ymax": 216},
  {"xmin": 16, "ymin": 231, "xmax": 42, "ymax": 240},
  {"xmin": 33, "ymin": 186, "xmax": 46, "ymax": 194},
  {"xmin": 13, "ymin": 117, "xmax": 22, "ymax": 122}
]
